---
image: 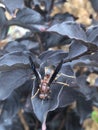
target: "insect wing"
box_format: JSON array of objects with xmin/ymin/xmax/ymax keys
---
[
  {"xmin": 48, "ymin": 60, "xmax": 63, "ymax": 85},
  {"xmin": 29, "ymin": 56, "xmax": 41, "ymax": 83}
]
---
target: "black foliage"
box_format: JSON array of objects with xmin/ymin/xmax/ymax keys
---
[
  {"xmin": 65, "ymin": 110, "xmax": 83, "ymax": 130},
  {"xmin": 0, "ymin": 80, "xmax": 32, "ymax": 124},
  {"xmin": 0, "ymin": 7, "xmax": 8, "ymax": 40},
  {"xmin": 76, "ymin": 96, "xmax": 92, "ymax": 124},
  {"xmin": 1, "ymin": 0, "xmax": 98, "ymax": 130},
  {"xmin": 1, "ymin": 0, "xmax": 25, "ymax": 15},
  {"xmin": 47, "ymin": 21, "xmax": 87, "ymax": 41},
  {"xmin": 15, "ymin": 8, "xmax": 44, "ymax": 24}
]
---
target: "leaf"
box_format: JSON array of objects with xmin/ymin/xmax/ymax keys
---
[
  {"xmin": 39, "ymin": 50, "xmax": 68, "ymax": 67},
  {"xmin": 65, "ymin": 110, "xmax": 83, "ymax": 130},
  {"xmin": 8, "ymin": 7, "xmax": 46, "ymax": 32},
  {"xmin": 0, "ymin": 7, "xmax": 8, "ymax": 40},
  {"xmin": 31, "ymin": 79, "xmax": 63, "ymax": 123},
  {"xmin": 58, "ymin": 87, "xmax": 79, "ymax": 108},
  {"xmin": 86, "ymin": 25, "xmax": 98, "ymax": 46},
  {"xmin": 0, "ymin": 7, "xmax": 6, "ymax": 24},
  {"xmin": 0, "ymin": 68, "xmax": 31, "ymax": 100},
  {"xmin": 0, "ymin": 51, "xmax": 36, "ymax": 71},
  {"xmin": 41, "ymin": 32, "xmax": 71, "ymax": 49},
  {"xmin": 42, "ymin": 0, "xmax": 54, "ymax": 14},
  {"xmin": 4, "ymin": 40, "xmax": 40, "ymax": 53},
  {"xmin": 47, "ymin": 21, "xmax": 87, "ymax": 42},
  {"xmin": 52, "ymin": 12, "xmax": 77, "ymax": 24},
  {"xmin": 15, "ymin": 7, "xmax": 44, "ymax": 25},
  {"xmin": 39, "ymin": 50, "xmax": 60, "ymax": 61},
  {"xmin": 67, "ymin": 40, "xmax": 87, "ymax": 59},
  {"xmin": 2, "ymin": 0, "xmax": 25, "ymax": 15},
  {"xmin": 24, "ymin": 95, "xmax": 33, "ymax": 113},
  {"xmin": 19, "ymin": 40, "xmax": 39, "ymax": 51},
  {"xmin": 0, "ymin": 80, "xmax": 32, "ymax": 125},
  {"xmin": 57, "ymin": 64, "xmax": 76, "ymax": 87},
  {"xmin": 76, "ymin": 96, "xmax": 92, "ymax": 124},
  {"xmin": 76, "ymin": 75, "xmax": 96, "ymax": 100},
  {"xmin": 4, "ymin": 41, "xmax": 27, "ymax": 53}
]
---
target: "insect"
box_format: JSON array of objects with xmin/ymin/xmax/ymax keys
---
[{"xmin": 29, "ymin": 56, "xmax": 75, "ymax": 100}]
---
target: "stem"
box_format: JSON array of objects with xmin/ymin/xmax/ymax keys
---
[
  {"xmin": 36, "ymin": 33, "xmax": 44, "ymax": 52},
  {"xmin": 18, "ymin": 110, "xmax": 29, "ymax": 130}
]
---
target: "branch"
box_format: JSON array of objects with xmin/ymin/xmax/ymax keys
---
[{"xmin": 18, "ymin": 110, "xmax": 29, "ymax": 130}]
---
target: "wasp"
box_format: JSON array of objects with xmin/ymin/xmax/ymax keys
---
[{"xmin": 29, "ymin": 56, "xmax": 74, "ymax": 100}]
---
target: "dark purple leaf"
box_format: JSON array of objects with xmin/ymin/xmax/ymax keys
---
[
  {"xmin": 24, "ymin": 95, "xmax": 33, "ymax": 113},
  {"xmin": 68, "ymin": 40, "xmax": 87, "ymax": 59},
  {"xmin": 44, "ymin": 0, "xmax": 54, "ymax": 13},
  {"xmin": 0, "ymin": 7, "xmax": 8, "ymax": 40},
  {"xmin": 20, "ymin": 40, "xmax": 39, "ymax": 51},
  {"xmin": 15, "ymin": 7, "xmax": 44, "ymax": 25},
  {"xmin": 4, "ymin": 114, "xmax": 24, "ymax": 130},
  {"xmin": 56, "ymin": 64, "xmax": 76, "ymax": 87},
  {"xmin": 58, "ymin": 87, "xmax": 79, "ymax": 108},
  {"xmin": 0, "ymin": 51, "xmax": 37, "ymax": 71},
  {"xmin": 32, "ymin": 0, "xmax": 40, "ymax": 6},
  {"xmin": 47, "ymin": 22, "xmax": 98, "ymax": 52},
  {"xmin": 39, "ymin": 50, "xmax": 64, "ymax": 61},
  {"xmin": 76, "ymin": 96, "xmax": 92, "ymax": 124},
  {"xmin": 0, "ymin": 80, "xmax": 32, "ymax": 125},
  {"xmin": 86, "ymin": 25, "xmax": 98, "ymax": 46},
  {"xmin": 4, "ymin": 41, "xmax": 27, "ymax": 53},
  {"xmin": 31, "ymin": 80, "xmax": 63, "ymax": 123},
  {"xmin": 0, "ymin": 7, "xmax": 5, "ymax": 22},
  {"xmin": 4, "ymin": 40, "xmax": 40, "ymax": 54},
  {"xmin": 2, "ymin": 0, "xmax": 25, "ymax": 15},
  {"xmin": 39, "ymin": 50, "xmax": 68, "ymax": 66},
  {"xmin": 86, "ymin": 52, "xmax": 98, "ymax": 62},
  {"xmin": 65, "ymin": 110, "xmax": 83, "ymax": 130},
  {"xmin": 47, "ymin": 21, "xmax": 87, "ymax": 42},
  {"xmin": 76, "ymin": 75, "xmax": 96, "ymax": 100},
  {"xmin": 41, "ymin": 32, "xmax": 71, "ymax": 49},
  {"xmin": 0, "ymin": 68, "xmax": 31, "ymax": 100},
  {"xmin": 52, "ymin": 12, "xmax": 77, "ymax": 24},
  {"xmin": 92, "ymin": 90, "xmax": 98, "ymax": 107}
]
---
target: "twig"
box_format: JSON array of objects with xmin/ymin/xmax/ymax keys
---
[
  {"xmin": 58, "ymin": 118, "xmax": 66, "ymax": 130},
  {"xmin": 34, "ymin": 120, "xmax": 39, "ymax": 130},
  {"xmin": 18, "ymin": 110, "xmax": 29, "ymax": 130},
  {"xmin": 36, "ymin": 33, "xmax": 44, "ymax": 52}
]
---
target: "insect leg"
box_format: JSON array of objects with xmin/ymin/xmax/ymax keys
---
[
  {"xmin": 55, "ymin": 81, "xmax": 69, "ymax": 86},
  {"xmin": 31, "ymin": 89, "xmax": 40, "ymax": 99},
  {"xmin": 55, "ymin": 73, "xmax": 76, "ymax": 80},
  {"xmin": 59, "ymin": 73, "xmax": 76, "ymax": 78}
]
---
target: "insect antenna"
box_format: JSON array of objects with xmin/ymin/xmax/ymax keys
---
[
  {"xmin": 29, "ymin": 56, "xmax": 41, "ymax": 83},
  {"xmin": 48, "ymin": 60, "xmax": 63, "ymax": 86}
]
